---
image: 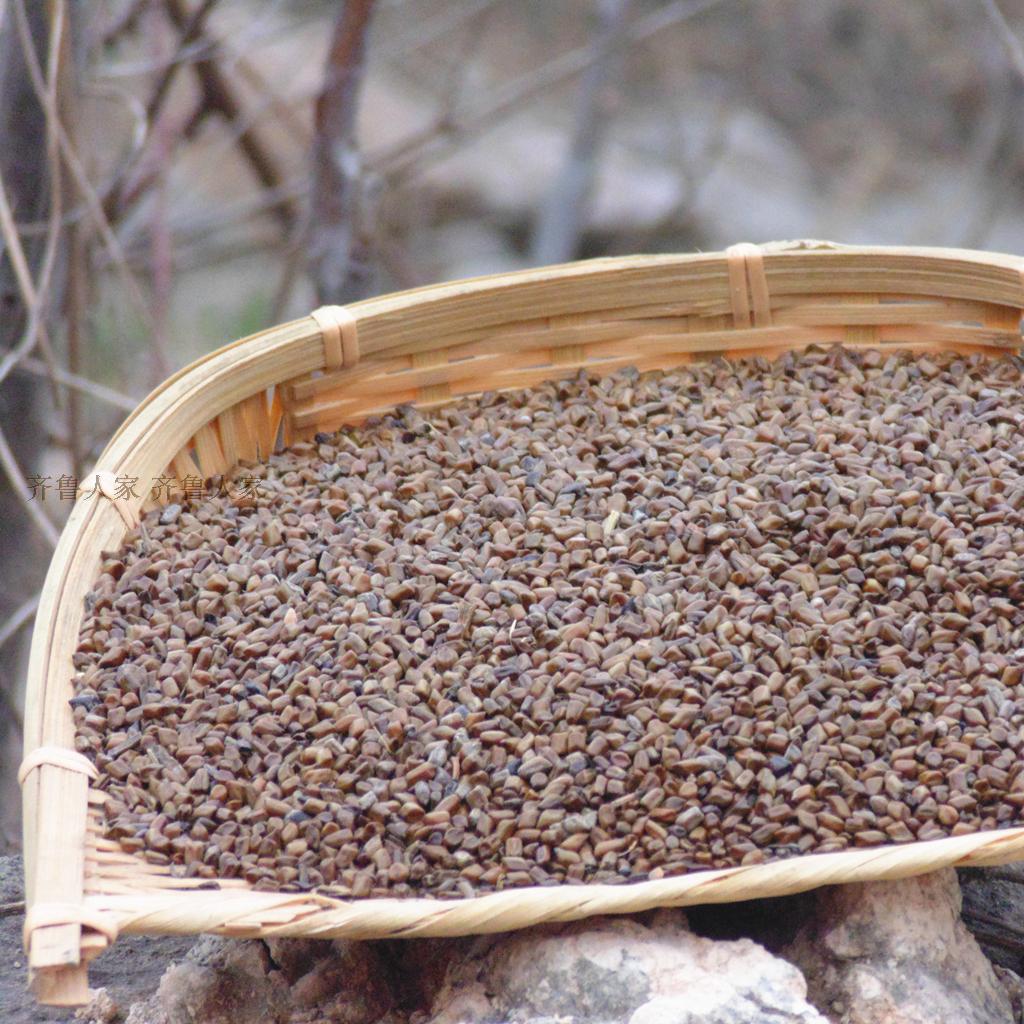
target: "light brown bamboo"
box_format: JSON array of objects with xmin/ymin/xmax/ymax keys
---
[{"xmin": 20, "ymin": 242, "xmax": 1024, "ymax": 1006}]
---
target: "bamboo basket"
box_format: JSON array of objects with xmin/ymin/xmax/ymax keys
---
[{"xmin": 22, "ymin": 240, "xmax": 1024, "ymax": 1006}]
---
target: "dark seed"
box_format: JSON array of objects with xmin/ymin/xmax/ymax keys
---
[{"xmin": 73, "ymin": 349, "xmax": 1024, "ymax": 899}]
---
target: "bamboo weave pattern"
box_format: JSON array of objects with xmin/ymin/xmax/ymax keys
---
[{"xmin": 21, "ymin": 242, "xmax": 1024, "ymax": 1006}]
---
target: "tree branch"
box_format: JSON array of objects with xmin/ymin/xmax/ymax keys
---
[
  {"xmin": 165, "ymin": 0, "xmax": 295, "ymax": 230},
  {"xmin": 11, "ymin": 0, "xmax": 154, "ymax": 327},
  {"xmin": 15, "ymin": 356, "xmax": 138, "ymax": 411},
  {"xmin": 531, "ymin": 0, "xmax": 633, "ymax": 264},
  {"xmin": 0, "ymin": 423, "xmax": 60, "ymax": 548},
  {"xmin": 309, "ymin": 0, "xmax": 377, "ymax": 304},
  {"xmin": 0, "ymin": 593, "xmax": 38, "ymax": 652},
  {"xmin": 981, "ymin": 0, "xmax": 1024, "ymax": 81},
  {"xmin": 373, "ymin": 0, "xmax": 725, "ymax": 184}
]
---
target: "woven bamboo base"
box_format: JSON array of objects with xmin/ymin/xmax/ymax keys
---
[{"xmin": 22, "ymin": 241, "xmax": 1024, "ymax": 1005}]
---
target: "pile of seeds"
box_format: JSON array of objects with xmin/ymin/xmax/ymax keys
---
[{"xmin": 72, "ymin": 346, "xmax": 1024, "ymax": 898}]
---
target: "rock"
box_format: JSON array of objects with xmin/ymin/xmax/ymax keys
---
[
  {"xmin": 780, "ymin": 868, "xmax": 1014, "ymax": 1024},
  {"xmin": 7, "ymin": 845, "xmax": 1021, "ymax": 1024},
  {"xmin": 139, "ymin": 935, "xmax": 394, "ymax": 1024},
  {"xmin": 374, "ymin": 937, "xmax": 468, "ymax": 1013},
  {"xmin": 960, "ymin": 865, "xmax": 1024, "ymax": 976},
  {"xmin": 123, "ymin": 996, "xmax": 162, "ymax": 1024},
  {"xmin": 994, "ymin": 966, "xmax": 1024, "ymax": 1024},
  {"xmin": 74, "ymin": 988, "xmax": 118, "ymax": 1024},
  {"xmin": 428, "ymin": 911, "xmax": 827, "ymax": 1024},
  {"xmin": 147, "ymin": 937, "xmax": 286, "ymax": 1024},
  {"xmin": 271, "ymin": 939, "xmax": 394, "ymax": 1022}
]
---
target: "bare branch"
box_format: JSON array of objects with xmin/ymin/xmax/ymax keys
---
[
  {"xmin": 57, "ymin": 0, "xmax": 87, "ymax": 479},
  {"xmin": 380, "ymin": 0, "xmax": 503, "ymax": 61},
  {"xmin": 148, "ymin": 117, "xmax": 174, "ymax": 383},
  {"xmin": 0, "ymin": 423, "xmax": 60, "ymax": 548},
  {"xmin": 0, "ymin": 592, "xmax": 38, "ymax": 652},
  {"xmin": 16, "ymin": 356, "xmax": 138, "ymax": 411},
  {"xmin": 101, "ymin": 0, "xmax": 219, "ymax": 224},
  {"xmin": 231, "ymin": 54, "xmax": 312, "ymax": 151},
  {"xmin": 165, "ymin": 0, "xmax": 296, "ymax": 230},
  {"xmin": 531, "ymin": 0, "xmax": 633, "ymax": 265},
  {"xmin": 12, "ymin": 0, "xmax": 154, "ymax": 327},
  {"xmin": 614, "ymin": 100, "xmax": 730, "ymax": 252},
  {"xmin": 11, "ymin": 80, "xmax": 147, "ymax": 239},
  {"xmin": 150, "ymin": 0, "xmax": 218, "ymax": 123},
  {"xmin": 0, "ymin": 0, "xmax": 64, "ymax": 403},
  {"xmin": 95, "ymin": 0, "xmax": 288, "ymax": 79},
  {"xmin": 36, "ymin": 0, "xmax": 66, "ymax": 404},
  {"xmin": 980, "ymin": 0, "xmax": 1024, "ymax": 81},
  {"xmin": 309, "ymin": 0, "xmax": 377, "ymax": 304},
  {"xmin": 374, "ymin": 0, "xmax": 727, "ymax": 183},
  {"xmin": 0, "ymin": 165, "xmax": 60, "ymax": 397},
  {"xmin": 95, "ymin": 0, "xmax": 149, "ymax": 48}
]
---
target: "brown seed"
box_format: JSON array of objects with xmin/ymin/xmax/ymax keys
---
[{"xmin": 72, "ymin": 350, "xmax": 1024, "ymax": 899}]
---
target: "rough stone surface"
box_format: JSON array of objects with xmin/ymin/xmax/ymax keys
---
[
  {"xmin": 781, "ymin": 869, "xmax": 1014, "ymax": 1024},
  {"xmin": 8, "ymin": 851, "xmax": 1024, "ymax": 1024},
  {"xmin": 428, "ymin": 911, "xmax": 827, "ymax": 1024},
  {"xmin": 960, "ymin": 865, "xmax": 1024, "ymax": 977},
  {"xmin": 104, "ymin": 911, "xmax": 829, "ymax": 1023},
  {"xmin": 121, "ymin": 935, "xmax": 397, "ymax": 1024},
  {"xmin": 76, "ymin": 988, "xmax": 119, "ymax": 1024},
  {"xmin": 993, "ymin": 966, "xmax": 1024, "ymax": 1024},
  {"xmin": 269, "ymin": 939, "xmax": 396, "ymax": 1024}
]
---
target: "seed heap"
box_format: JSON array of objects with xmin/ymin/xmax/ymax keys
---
[{"xmin": 72, "ymin": 346, "xmax": 1024, "ymax": 898}]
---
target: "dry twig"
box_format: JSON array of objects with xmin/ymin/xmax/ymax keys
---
[
  {"xmin": 0, "ymin": 167, "xmax": 61, "ymax": 403},
  {"xmin": 12, "ymin": 0, "xmax": 154, "ymax": 326},
  {"xmin": 374, "ymin": 0, "xmax": 726, "ymax": 183},
  {"xmin": 0, "ymin": 0, "xmax": 67, "ymax": 405},
  {"xmin": 231, "ymin": 53, "xmax": 312, "ymax": 151},
  {"xmin": 96, "ymin": 0, "xmax": 149, "ymax": 48},
  {"xmin": 531, "ymin": 0, "xmax": 633, "ymax": 264},
  {"xmin": 16, "ymin": 357, "xmax": 138, "ymax": 411},
  {"xmin": 381, "ymin": 0, "xmax": 503, "ymax": 61},
  {"xmin": 309, "ymin": 0, "xmax": 377, "ymax": 303},
  {"xmin": 58, "ymin": 0, "xmax": 87, "ymax": 479},
  {"xmin": 102, "ymin": 0, "xmax": 218, "ymax": 223},
  {"xmin": 0, "ymin": 594, "xmax": 39, "ymax": 653},
  {"xmin": 980, "ymin": 0, "xmax": 1024, "ymax": 81},
  {"xmin": 0, "ymin": 424, "xmax": 60, "ymax": 548},
  {"xmin": 166, "ymin": 0, "xmax": 296, "ymax": 229}
]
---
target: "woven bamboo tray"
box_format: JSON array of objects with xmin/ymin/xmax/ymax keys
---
[{"xmin": 22, "ymin": 240, "xmax": 1024, "ymax": 1005}]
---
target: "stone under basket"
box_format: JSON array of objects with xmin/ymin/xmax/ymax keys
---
[{"xmin": 20, "ymin": 241, "xmax": 1024, "ymax": 1005}]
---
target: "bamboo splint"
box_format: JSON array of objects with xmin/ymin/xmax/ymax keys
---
[{"xmin": 21, "ymin": 241, "xmax": 1024, "ymax": 1005}]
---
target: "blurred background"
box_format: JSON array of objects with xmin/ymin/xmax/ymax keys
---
[{"xmin": 3, "ymin": 0, "xmax": 1024, "ymax": 849}]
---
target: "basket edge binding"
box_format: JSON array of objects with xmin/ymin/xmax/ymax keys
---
[{"xmin": 19, "ymin": 242, "xmax": 1024, "ymax": 1005}]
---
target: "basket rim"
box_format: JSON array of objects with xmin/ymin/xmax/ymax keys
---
[
  {"xmin": 93, "ymin": 240, "xmax": 1024, "ymax": 461},
  {"xmin": 20, "ymin": 240, "xmax": 1024, "ymax": 1004},
  {"xmin": 81, "ymin": 824, "xmax": 1024, "ymax": 940}
]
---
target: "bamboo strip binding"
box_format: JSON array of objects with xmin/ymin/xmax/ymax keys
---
[
  {"xmin": 21, "ymin": 241, "xmax": 1024, "ymax": 1006},
  {"xmin": 726, "ymin": 242, "xmax": 772, "ymax": 327},
  {"xmin": 310, "ymin": 305, "xmax": 360, "ymax": 371},
  {"xmin": 78, "ymin": 472, "xmax": 141, "ymax": 530},
  {"xmin": 17, "ymin": 747, "xmax": 98, "ymax": 786}
]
